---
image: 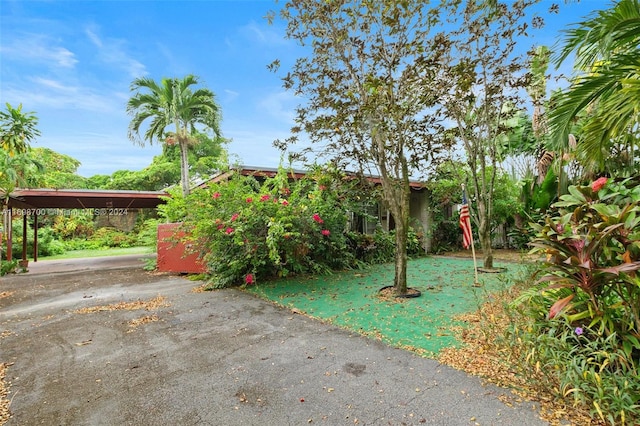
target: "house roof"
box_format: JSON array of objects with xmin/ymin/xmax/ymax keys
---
[
  {"xmin": 198, "ymin": 165, "xmax": 426, "ymax": 190},
  {"xmin": 6, "ymin": 188, "xmax": 168, "ymax": 210}
]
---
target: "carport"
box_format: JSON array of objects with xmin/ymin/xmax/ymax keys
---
[{"xmin": 2, "ymin": 188, "xmax": 167, "ymax": 264}]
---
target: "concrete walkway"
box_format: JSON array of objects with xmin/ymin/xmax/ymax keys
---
[{"xmin": 0, "ymin": 255, "xmax": 548, "ymax": 425}]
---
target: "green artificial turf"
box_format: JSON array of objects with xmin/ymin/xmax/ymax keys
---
[{"xmin": 245, "ymin": 256, "xmax": 526, "ymax": 357}]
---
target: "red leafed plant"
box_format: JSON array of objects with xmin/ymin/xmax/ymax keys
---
[{"xmin": 530, "ymin": 177, "xmax": 640, "ymax": 340}]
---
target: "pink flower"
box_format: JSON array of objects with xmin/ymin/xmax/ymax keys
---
[
  {"xmin": 245, "ymin": 274, "xmax": 254, "ymax": 285},
  {"xmin": 217, "ymin": 224, "xmax": 224, "ymax": 230},
  {"xmin": 318, "ymin": 185, "xmax": 327, "ymax": 191},
  {"xmin": 231, "ymin": 213, "xmax": 239, "ymax": 221},
  {"xmin": 592, "ymin": 177, "xmax": 608, "ymax": 192},
  {"xmin": 281, "ymin": 200, "xmax": 289, "ymax": 206},
  {"xmin": 212, "ymin": 192, "xmax": 221, "ymax": 199},
  {"xmin": 313, "ymin": 213, "xmax": 324, "ymax": 224},
  {"xmin": 260, "ymin": 194, "xmax": 271, "ymax": 202},
  {"xmin": 321, "ymin": 229, "xmax": 330, "ymax": 236},
  {"xmin": 246, "ymin": 197, "xmax": 253, "ymax": 203},
  {"xmin": 225, "ymin": 227, "xmax": 234, "ymax": 234}
]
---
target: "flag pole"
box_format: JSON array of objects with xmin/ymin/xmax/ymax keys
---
[
  {"xmin": 462, "ymin": 184, "xmax": 480, "ymax": 286},
  {"xmin": 469, "ymin": 222, "xmax": 480, "ymax": 287}
]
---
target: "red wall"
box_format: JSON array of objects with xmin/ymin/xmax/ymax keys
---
[{"xmin": 156, "ymin": 223, "xmax": 206, "ymax": 274}]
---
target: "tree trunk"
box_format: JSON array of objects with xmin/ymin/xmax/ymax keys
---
[
  {"xmin": 393, "ymin": 215, "xmax": 409, "ymax": 295},
  {"xmin": 478, "ymin": 212, "xmax": 493, "ymax": 269},
  {"xmin": 179, "ymin": 140, "xmax": 190, "ymax": 197}
]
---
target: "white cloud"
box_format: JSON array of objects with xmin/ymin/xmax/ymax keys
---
[
  {"xmin": 0, "ymin": 33, "xmax": 78, "ymax": 68},
  {"xmin": 257, "ymin": 90, "xmax": 297, "ymax": 124},
  {"xmin": 239, "ymin": 21, "xmax": 289, "ymax": 47},
  {"xmin": 84, "ymin": 25, "xmax": 147, "ymax": 78},
  {"xmin": 224, "ymin": 89, "xmax": 239, "ymax": 102},
  {"xmin": 3, "ymin": 79, "xmax": 123, "ymax": 114}
]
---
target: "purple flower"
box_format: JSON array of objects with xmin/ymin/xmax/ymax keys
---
[{"xmin": 575, "ymin": 327, "xmax": 584, "ymax": 336}]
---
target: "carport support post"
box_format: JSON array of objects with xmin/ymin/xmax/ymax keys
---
[
  {"xmin": 22, "ymin": 214, "xmax": 28, "ymax": 264},
  {"xmin": 33, "ymin": 213, "xmax": 38, "ymax": 262},
  {"xmin": 6, "ymin": 207, "xmax": 12, "ymax": 262}
]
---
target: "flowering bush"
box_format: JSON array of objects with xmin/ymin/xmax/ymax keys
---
[{"xmin": 164, "ymin": 168, "xmax": 356, "ymax": 288}]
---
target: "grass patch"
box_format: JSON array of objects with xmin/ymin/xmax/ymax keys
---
[
  {"xmin": 244, "ymin": 256, "xmax": 523, "ymax": 357},
  {"xmin": 39, "ymin": 246, "xmax": 155, "ymax": 260}
]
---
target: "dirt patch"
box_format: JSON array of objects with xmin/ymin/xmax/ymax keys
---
[
  {"xmin": 377, "ymin": 286, "xmax": 422, "ymax": 300},
  {"xmin": 443, "ymin": 248, "xmax": 538, "ymax": 263}
]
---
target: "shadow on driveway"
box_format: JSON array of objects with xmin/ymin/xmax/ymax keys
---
[{"xmin": 0, "ymin": 255, "xmax": 547, "ymax": 425}]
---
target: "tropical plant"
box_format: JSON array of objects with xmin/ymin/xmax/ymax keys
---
[
  {"xmin": 0, "ymin": 103, "xmax": 40, "ymax": 156},
  {"xmin": 127, "ymin": 75, "xmax": 222, "ymax": 196},
  {"xmin": 0, "ymin": 150, "xmax": 44, "ymax": 251},
  {"xmin": 529, "ymin": 176, "xmax": 640, "ymax": 343},
  {"xmin": 548, "ymin": 0, "xmax": 640, "ymax": 175}
]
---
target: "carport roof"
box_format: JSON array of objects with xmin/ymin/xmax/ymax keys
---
[{"xmin": 7, "ymin": 188, "xmax": 168, "ymax": 210}]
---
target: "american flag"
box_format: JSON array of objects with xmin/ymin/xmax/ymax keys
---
[{"xmin": 459, "ymin": 191, "xmax": 472, "ymax": 249}]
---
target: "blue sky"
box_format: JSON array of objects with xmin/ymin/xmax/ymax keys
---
[{"xmin": 0, "ymin": 0, "xmax": 607, "ymax": 178}]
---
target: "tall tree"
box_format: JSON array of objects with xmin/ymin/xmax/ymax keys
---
[
  {"xmin": 269, "ymin": 0, "xmax": 450, "ymax": 295},
  {"xmin": 127, "ymin": 75, "xmax": 222, "ymax": 196},
  {"xmin": 32, "ymin": 147, "xmax": 87, "ymax": 189},
  {"xmin": 435, "ymin": 0, "xmax": 542, "ymax": 269},
  {"xmin": 0, "ymin": 103, "xmax": 40, "ymax": 156},
  {"xmin": 548, "ymin": 0, "xmax": 640, "ymax": 175}
]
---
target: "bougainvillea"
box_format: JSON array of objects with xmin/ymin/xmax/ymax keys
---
[{"xmin": 164, "ymin": 167, "xmax": 356, "ymax": 288}]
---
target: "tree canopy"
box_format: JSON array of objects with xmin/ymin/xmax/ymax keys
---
[
  {"xmin": 127, "ymin": 75, "xmax": 223, "ymax": 196},
  {"xmin": 0, "ymin": 103, "xmax": 40, "ymax": 156},
  {"xmin": 548, "ymin": 0, "xmax": 640, "ymax": 175},
  {"xmin": 270, "ymin": 0, "xmax": 452, "ymax": 294}
]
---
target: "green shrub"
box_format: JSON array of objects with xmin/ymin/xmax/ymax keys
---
[
  {"xmin": 430, "ymin": 220, "xmax": 460, "ymax": 253},
  {"xmin": 163, "ymin": 169, "xmax": 355, "ymax": 288},
  {"xmin": 1, "ymin": 259, "xmax": 18, "ymax": 276},
  {"xmin": 135, "ymin": 218, "xmax": 160, "ymax": 248},
  {"xmin": 11, "ymin": 221, "xmax": 65, "ymax": 258},
  {"xmin": 512, "ymin": 176, "xmax": 640, "ymax": 424},
  {"xmin": 346, "ymin": 230, "xmax": 394, "ymax": 264}
]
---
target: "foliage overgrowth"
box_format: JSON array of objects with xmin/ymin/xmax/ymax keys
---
[
  {"xmin": 513, "ymin": 176, "xmax": 640, "ymax": 424},
  {"xmin": 159, "ymin": 167, "xmax": 425, "ymax": 289}
]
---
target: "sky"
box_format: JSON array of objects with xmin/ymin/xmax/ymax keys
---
[{"xmin": 0, "ymin": 0, "xmax": 608, "ymax": 178}]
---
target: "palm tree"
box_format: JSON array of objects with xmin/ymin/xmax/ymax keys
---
[
  {"xmin": 0, "ymin": 103, "xmax": 41, "ymax": 156},
  {"xmin": 547, "ymin": 0, "xmax": 640, "ymax": 174},
  {"xmin": 127, "ymin": 75, "xmax": 222, "ymax": 196}
]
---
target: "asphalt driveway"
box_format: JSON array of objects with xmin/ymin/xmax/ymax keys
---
[{"xmin": 0, "ymin": 256, "xmax": 548, "ymax": 425}]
